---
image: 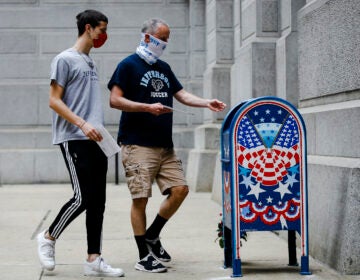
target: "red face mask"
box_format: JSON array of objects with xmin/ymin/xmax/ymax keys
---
[{"xmin": 93, "ymin": 33, "xmax": 107, "ymax": 48}]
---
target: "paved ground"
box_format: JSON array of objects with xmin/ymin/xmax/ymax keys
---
[{"xmin": 0, "ymin": 184, "xmax": 358, "ymax": 280}]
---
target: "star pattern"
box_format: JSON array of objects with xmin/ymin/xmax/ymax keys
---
[
  {"xmin": 285, "ymin": 173, "xmax": 299, "ymax": 187},
  {"xmin": 240, "ymin": 175, "xmax": 254, "ymax": 190},
  {"xmin": 274, "ymin": 181, "xmax": 292, "ymax": 199},
  {"xmin": 247, "ymin": 182, "xmax": 266, "ymax": 200}
]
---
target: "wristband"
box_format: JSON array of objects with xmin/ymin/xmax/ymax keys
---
[{"xmin": 79, "ymin": 120, "xmax": 86, "ymax": 129}]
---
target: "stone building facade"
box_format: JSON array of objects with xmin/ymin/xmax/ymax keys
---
[{"xmin": 0, "ymin": 0, "xmax": 358, "ymax": 275}]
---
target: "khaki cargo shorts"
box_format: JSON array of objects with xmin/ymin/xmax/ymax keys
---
[{"xmin": 121, "ymin": 145, "xmax": 187, "ymax": 199}]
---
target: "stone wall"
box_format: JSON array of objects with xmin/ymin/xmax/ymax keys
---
[
  {"xmin": 297, "ymin": 0, "xmax": 360, "ymax": 274},
  {"xmin": 209, "ymin": 0, "xmax": 359, "ymax": 275},
  {"xmin": 0, "ymin": 0, "xmax": 203, "ymax": 184}
]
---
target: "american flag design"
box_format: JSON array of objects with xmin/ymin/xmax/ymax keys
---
[
  {"xmin": 221, "ymin": 98, "xmax": 310, "ymax": 273},
  {"xmin": 235, "ymin": 103, "xmax": 302, "ymax": 231}
]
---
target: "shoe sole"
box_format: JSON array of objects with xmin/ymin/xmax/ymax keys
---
[
  {"xmin": 134, "ymin": 264, "xmax": 167, "ymax": 273},
  {"xmin": 40, "ymin": 264, "xmax": 55, "ymax": 271}
]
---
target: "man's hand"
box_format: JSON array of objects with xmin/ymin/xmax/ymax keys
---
[
  {"xmin": 147, "ymin": 103, "xmax": 173, "ymax": 116},
  {"xmin": 80, "ymin": 122, "xmax": 103, "ymax": 142},
  {"xmin": 207, "ymin": 99, "xmax": 227, "ymax": 112}
]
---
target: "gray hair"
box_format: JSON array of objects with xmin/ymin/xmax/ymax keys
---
[{"xmin": 141, "ymin": 18, "xmax": 169, "ymax": 34}]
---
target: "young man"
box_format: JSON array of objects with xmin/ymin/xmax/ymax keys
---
[
  {"xmin": 108, "ymin": 18, "xmax": 226, "ymax": 273},
  {"xmin": 36, "ymin": 10, "xmax": 124, "ymax": 277}
]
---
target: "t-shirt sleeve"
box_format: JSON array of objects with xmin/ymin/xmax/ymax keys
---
[
  {"xmin": 50, "ymin": 56, "xmax": 69, "ymax": 88},
  {"xmin": 107, "ymin": 61, "xmax": 129, "ymax": 93}
]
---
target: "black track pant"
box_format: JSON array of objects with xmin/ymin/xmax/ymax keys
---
[{"xmin": 48, "ymin": 140, "xmax": 108, "ymax": 254}]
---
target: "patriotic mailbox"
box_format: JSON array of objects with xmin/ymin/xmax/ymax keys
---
[{"xmin": 221, "ymin": 96, "xmax": 311, "ymax": 277}]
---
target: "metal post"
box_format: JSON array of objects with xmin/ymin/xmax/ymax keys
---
[
  {"xmin": 288, "ymin": 230, "xmax": 298, "ymax": 266},
  {"xmin": 115, "ymin": 153, "xmax": 119, "ymax": 185},
  {"xmin": 223, "ymin": 226, "xmax": 232, "ymax": 268}
]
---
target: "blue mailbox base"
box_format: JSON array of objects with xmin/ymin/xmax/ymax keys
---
[
  {"xmin": 225, "ymin": 230, "xmax": 311, "ymax": 277},
  {"xmin": 300, "ymin": 256, "xmax": 312, "ymax": 275},
  {"xmin": 232, "ymin": 259, "xmax": 242, "ymax": 277},
  {"xmin": 231, "ymin": 256, "xmax": 311, "ymax": 277}
]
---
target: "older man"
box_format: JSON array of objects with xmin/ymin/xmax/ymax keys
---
[{"xmin": 108, "ymin": 18, "xmax": 226, "ymax": 273}]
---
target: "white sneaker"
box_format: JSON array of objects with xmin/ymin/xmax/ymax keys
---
[
  {"xmin": 84, "ymin": 256, "xmax": 124, "ymax": 277},
  {"xmin": 36, "ymin": 230, "xmax": 55, "ymax": 271}
]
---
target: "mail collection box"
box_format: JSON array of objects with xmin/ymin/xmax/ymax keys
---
[{"xmin": 220, "ymin": 97, "xmax": 311, "ymax": 277}]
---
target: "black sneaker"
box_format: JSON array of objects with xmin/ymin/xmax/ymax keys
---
[
  {"xmin": 134, "ymin": 254, "xmax": 167, "ymax": 273},
  {"xmin": 145, "ymin": 237, "xmax": 171, "ymax": 262}
]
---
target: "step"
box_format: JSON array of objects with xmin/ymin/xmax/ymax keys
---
[
  {"xmin": 0, "ymin": 126, "xmax": 194, "ymax": 185},
  {"xmin": 0, "ymin": 126, "xmax": 118, "ymax": 149}
]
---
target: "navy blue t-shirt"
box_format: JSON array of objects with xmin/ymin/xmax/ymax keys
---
[{"xmin": 108, "ymin": 53, "xmax": 183, "ymax": 148}]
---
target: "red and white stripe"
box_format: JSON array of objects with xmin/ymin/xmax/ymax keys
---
[{"xmin": 237, "ymin": 144, "xmax": 300, "ymax": 186}]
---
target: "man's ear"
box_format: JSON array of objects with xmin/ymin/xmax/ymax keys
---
[
  {"xmin": 144, "ymin": 33, "xmax": 150, "ymax": 43},
  {"xmin": 85, "ymin": 23, "xmax": 92, "ymax": 33}
]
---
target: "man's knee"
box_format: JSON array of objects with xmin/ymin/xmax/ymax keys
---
[{"xmin": 171, "ymin": 185, "xmax": 189, "ymax": 200}]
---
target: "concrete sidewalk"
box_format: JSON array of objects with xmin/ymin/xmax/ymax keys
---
[{"xmin": 0, "ymin": 184, "xmax": 357, "ymax": 280}]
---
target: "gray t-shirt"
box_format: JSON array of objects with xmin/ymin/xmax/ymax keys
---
[{"xmin": 50, "ymin": 48, "xmax": 104, "ymax": 144}]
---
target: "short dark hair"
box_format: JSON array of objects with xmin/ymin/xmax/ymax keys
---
[{"xmin": 76, "ymin": 10, "xmax": 108, "ymax": 36}]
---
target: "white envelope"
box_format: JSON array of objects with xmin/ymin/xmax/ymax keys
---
[{"xmin": 95, "ymin": 125, "xmax": 121, "ymax": 158}]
